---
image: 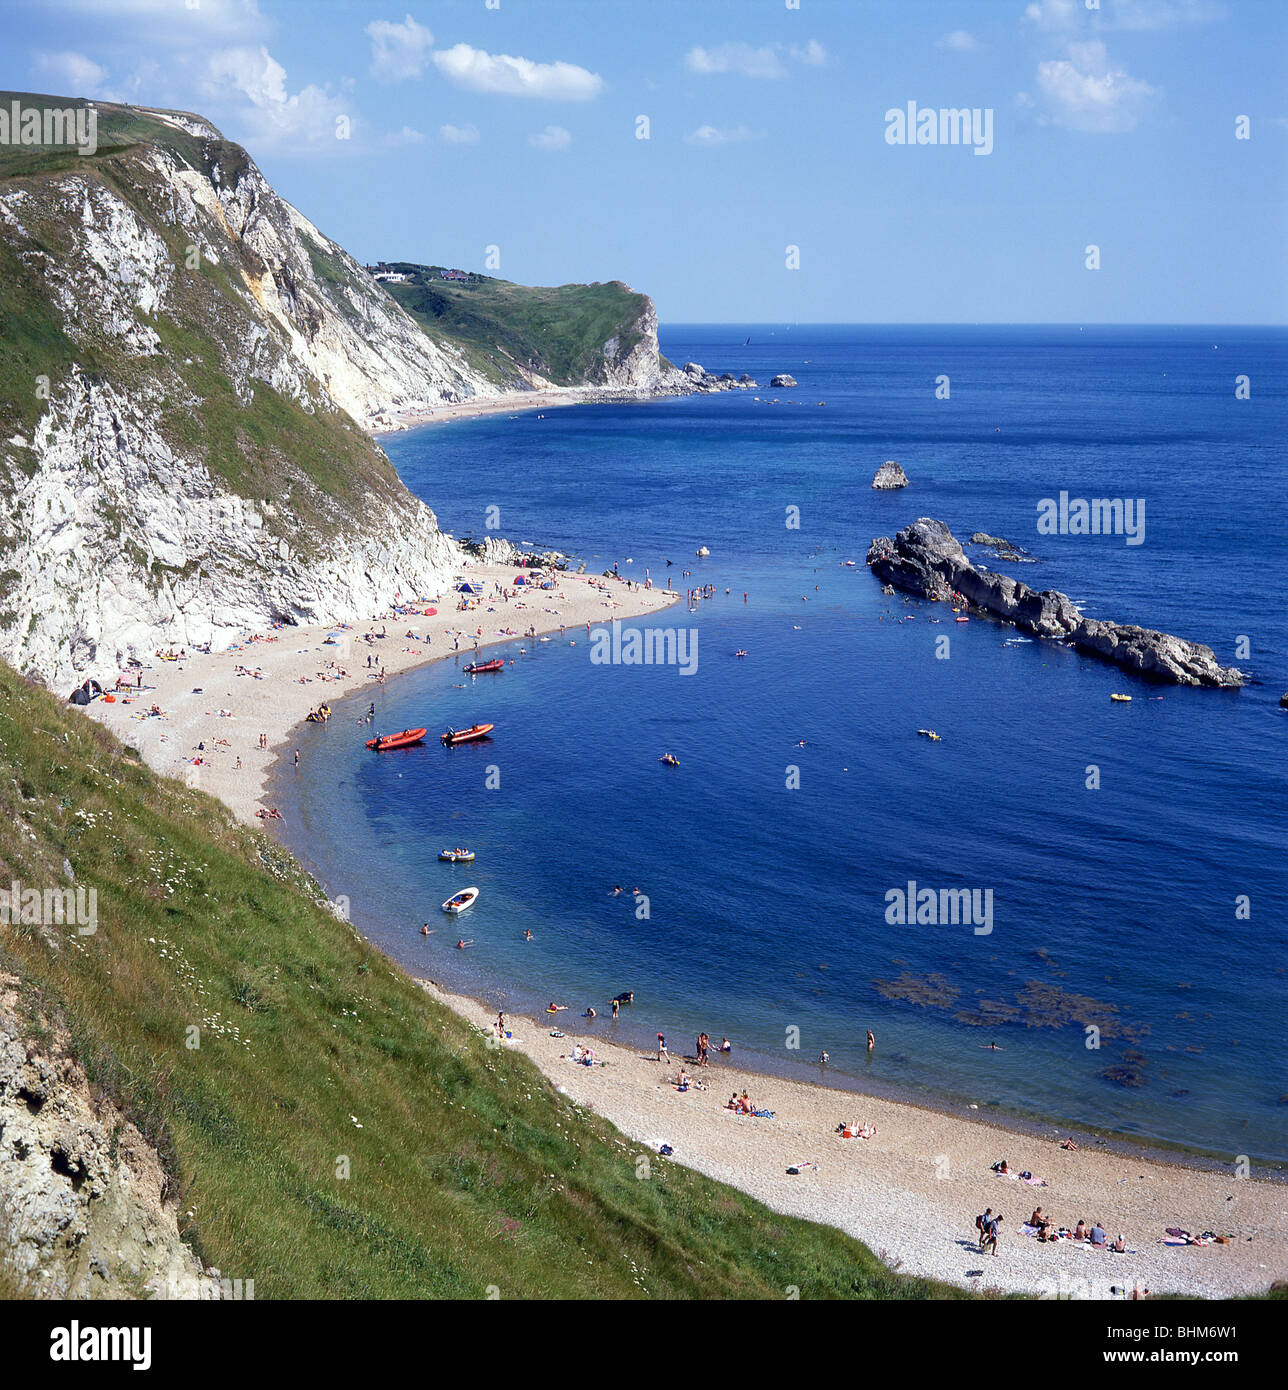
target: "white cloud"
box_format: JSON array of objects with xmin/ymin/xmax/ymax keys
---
[
  {"xmin": 31, "ymin": 50, "xmax": 110, "ymax": 97},
  {"xmin": 1033, "ymin": 39, "xmax": 1158, "ymax": 132},
  {"xmin": 205, "ymin": 46, "xmax": 355, "ymax": 151},
  {"xmin": 1107, "ymin": 0, "xmax": 1225, "ymax": 28},
  {"xmin": 685, "ymin": 40, "xmax": 827, "ymax": 78},
  {"xmin": 528, "ymin": 124, "xmax": 571, "ymax": 151},
  {"xmin": 1023, "ymin": 0, "xmax": 1081, "ymax": 28},
  {"xmin": 383, "ymin": 125, "xmax": 426, "ymax": 146},
  {"xmin": 1024, "ymin": 0, "xmax": 1223, "ymax": 29},
  {"xmin": 45, "ymin": 0, "xmax": 267, "ymax": 41},
  {"xmin": 686, "ymin": 42, "xmax": 776, "ymax": 78},
  {"xmin": 938, "ymin": 30, "xmax": 980, "ymax": 52},
  {"xmin": 366, "ymin": 14, "xmax": 434, "ymax": 83},
  {"xmin": 432, "ymin": 43, "xmax": 603, "ymax": 100},
  {"xmin": 683, "ymin": 123, "xmax": 758, "ymax": 146},
  {"xmin": 789, "ymin": 40, "xmax": 828, "ymax": 67},
  {"xmin": 439, "ymin": 122, "xmax": 480, "ymax": 144}
]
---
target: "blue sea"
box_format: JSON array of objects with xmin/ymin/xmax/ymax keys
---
[{"xmin": 279, "ymin": 326, "xmax": 1288, "ymax": 1164}]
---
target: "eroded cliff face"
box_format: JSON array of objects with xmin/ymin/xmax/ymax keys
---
[
  {"xmin": 0, "ymin": 98, "xmax": 690, "ymax": 691},
  {"xmin": 0, "ymin": 102, "xmax": 482, "ymax": 689},
  {"xmin": 592, "ymin": 294, "xmax": 686, "ymax": 392},
  {"xmin": 0, "ymin": 976, "xmax": 217, "ymax": 1299}
]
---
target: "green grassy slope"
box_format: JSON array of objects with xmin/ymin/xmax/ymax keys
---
[
  {"xmin": 385, "ymin": 265, "xmax": 649, "ymax": 387},
  {"xmin": 0, "ymin": 665, "xmax": 975, "ymax": 1299}
]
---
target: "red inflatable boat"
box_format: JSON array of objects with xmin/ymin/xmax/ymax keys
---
[
  {"xmin": 366, "ymin": 727, "xmax": 427, "ymax": 751},
  {"xmin": 441, "ymin": 723, "xmax": 494, "ymax": 746}
]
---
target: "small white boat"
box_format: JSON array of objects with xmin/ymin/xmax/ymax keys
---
[
  {"xmin": 438, "ymin": 849, "xmax": 476, "ymax": 863},
  {"xmin": 696, "ymin": 545, "xmax": 710, "ymax": 557},
  {"xmin": 442, "ymin": 887, "xmax": 479, "ymax": 914}
]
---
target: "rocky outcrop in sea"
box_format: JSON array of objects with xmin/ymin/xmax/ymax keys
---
[
  {"xmin": 681, "ymin": 363, "xmax": 759, "ymax": 393},
  {"xmin": 872, "ymin": 460, "xmax": 909, "ymax": 490},
  {"xmin": 867, "ymin": 518, "xmax": 1245, "ymax": 688}
]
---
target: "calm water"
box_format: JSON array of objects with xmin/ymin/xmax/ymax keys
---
[{"xmin": 280, "ymin": 326, "xmax": 1288, "ymax": 1162}]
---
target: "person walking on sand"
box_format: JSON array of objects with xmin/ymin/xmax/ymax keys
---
[
  {"xmin": 975, "ymin": 1207, "xmax": 993, "ymax": 1252},
  {"xmin": 294, "ymin": 748, "xmax": 299, "ymax": 767},
  {"xmin": 657, "ymin": 1033, "xmax": 668, "ymax": 1062},
  {"xmin": 983, "ymin": 1212, "xmax": 1002, "ymax": 1257}
]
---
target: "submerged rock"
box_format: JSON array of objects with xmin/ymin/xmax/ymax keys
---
[
  {"xmin": 866, "ymin": 518, "xmax": 1245, "ymax": 688},
  {"xmin": 872, "ymin": 460, "xmax": 909, "ymax": 490},
  {"xmin": 969, "ymin": 531, "xmax": 1036, "ymax": 564}
]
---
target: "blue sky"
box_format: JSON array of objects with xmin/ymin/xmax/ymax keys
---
[{"xmin": 7, "ymin": 0, "xmax": 1287, "ymax": 323}]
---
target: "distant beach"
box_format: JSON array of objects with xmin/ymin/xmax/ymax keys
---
[{"xmin": 371, "ymin": 384, "xmax": 681, "ymax": 435}]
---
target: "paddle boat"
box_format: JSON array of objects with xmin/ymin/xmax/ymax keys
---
[
  {"xmin": 658, "ymin": 753, "xmax": 680, "ymax": 766},
  {"xmin": 917, "ymin": 729, "xmax": 942, "ymax": 741},
  {"xmin": 438, "ymin": 848, "xmax": 476, "ymax": 863},
  {"xmin": 442, "ymin": 887, "xmax": 479, "ymax": 914},
  {"xmin": 463, "ymin": 658, "xmax": 504, "ymax": 674},
  {"xmin": 441, "ymin": 723, "xmax": 495, "ymax": 746},
  {"xmin": 1110, "ymin": 693, "xmax": 1132, "ymax": 702},
  {"xmin": 365, "ymin": 727, "xmax": 426, "ymax": 751},
  {"xmin": 696, "ymin": 545, "xmax": 710, "ymax": 557}
]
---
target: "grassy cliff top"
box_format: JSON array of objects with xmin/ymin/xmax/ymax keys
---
[
  {"xmin": 383, "ymin": 264, "xmax": 650, "ymax": 387},
  {"xmin": 0, "ymin": 663, "xmax": 973, "ymax": 1299}
]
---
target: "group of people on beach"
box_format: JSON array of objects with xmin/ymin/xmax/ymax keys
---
[{"xmin": 976, "ymin": 1187, "xmax": 1126, "ymax": 1257}]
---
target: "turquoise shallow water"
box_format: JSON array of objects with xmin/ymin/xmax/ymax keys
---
[{"xmin": 278, "ymin": 326, "xmax": 1288, "ymax": 1162}]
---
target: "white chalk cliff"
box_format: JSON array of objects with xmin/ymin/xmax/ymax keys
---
[{"xmin": 0, "ymin": 98, "xmax": 680, "ymax": 690}]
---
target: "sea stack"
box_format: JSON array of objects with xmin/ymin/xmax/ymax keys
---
[
  {"xmin": 872, "ymin": 460, "xmax": 909, "ymax": 490},
  {"xmin": 770, "ymin": 373, "xmax": 797, "ymax": 388}
]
